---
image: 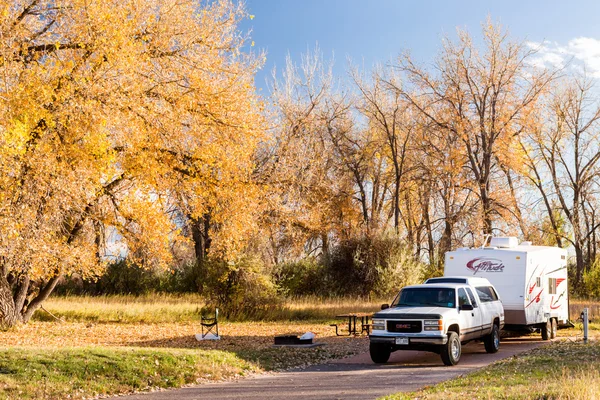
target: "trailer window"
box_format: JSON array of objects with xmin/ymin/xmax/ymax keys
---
[
  {"xmin": 475, "ymin": 286, "xmax": 499, "ymax": 303},
  {"xmin": 548, "ymin": 278, "xmax": 557, "ymax": 294},
  {"xmin": 536, "ymin": 277, "xmax": 542, "ymax": 287}
]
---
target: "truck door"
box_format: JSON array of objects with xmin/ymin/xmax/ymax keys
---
[{"xmin": 458, "ymin": 288, "xmax": 482, "ymax": 341}]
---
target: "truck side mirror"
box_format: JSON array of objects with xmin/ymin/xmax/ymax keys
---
[
  {"xmin": 460, "ymin": 304, "xmax": 474, "ymax": 311},
  {"xmin": 381, "ymin": 304, "xmax": 390, "ymax": 310}
]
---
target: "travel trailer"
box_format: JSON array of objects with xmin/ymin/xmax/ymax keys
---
[{"xmin": 443, "ymin": 237, "xmax": 569, "ymax": 340}]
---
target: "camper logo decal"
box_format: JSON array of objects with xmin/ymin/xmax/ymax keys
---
[{"xmin": 466, "ymin": 257, "xmax": 505, "ymax": 274}]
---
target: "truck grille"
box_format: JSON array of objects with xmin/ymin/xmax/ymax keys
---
[{"xmin": 387, "ymin": 320, "xmax": 422, "ymax": 333}]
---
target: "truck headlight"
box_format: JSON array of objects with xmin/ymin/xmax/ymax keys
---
[
  {"xmin": 424, "ymin": 319, "xmax": 443, "ymax": 331},
  {"xmin": 372, "ymin": 319, "xmax": 385, "ymax": 331}
]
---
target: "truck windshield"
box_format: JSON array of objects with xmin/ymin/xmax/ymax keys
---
[{"xmin": 392, "ymin": 288, "xmax": 456, "ymax": 308}]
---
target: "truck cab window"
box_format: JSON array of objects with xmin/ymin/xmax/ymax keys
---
[
  {"xmin": 465, "ymin": 287, "xmax": 478, "ymax": 307},
  {"xmin": 458, "ymin": 288, "xmax": 471, "ymax": 307},
  {"xmin": 475, "ymin": 286, "xmax": 499, "ymax": 302}
]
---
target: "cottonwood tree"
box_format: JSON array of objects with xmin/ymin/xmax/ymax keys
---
[
  {"xmin": 412, "ymin": 116, "xmax": 477, "ymax": 272},
  {"xmin": 525, "ymin": 77, "xmax": 600, "ymax": 284},
  {"xmin": 393, "ymin": 22, "xmax": 557, "ymax": 236},
  {"xmin": 0, "ymin": 0, "xmax": 263, "ymax": 328},
  {"xmin": 352, "ymin": 67, "xmax": 417, "ymax": 237},
  {"xmin": 262, "ymin": 49, "xmax": 361, "ymax": 263}
]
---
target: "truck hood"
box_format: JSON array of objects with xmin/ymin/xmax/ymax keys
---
[{"xmin": 373, "ymin": 306, "xmax": 455, "ymax": 319}]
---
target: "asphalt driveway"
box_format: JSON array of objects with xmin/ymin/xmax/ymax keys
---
[{"xmin": 118, "ymin": 337, "xmax": 545, "ymax": 400}]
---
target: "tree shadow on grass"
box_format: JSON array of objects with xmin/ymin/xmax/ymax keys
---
[
  {"xmin": 122, "ymin": 334, "xmax": 451, "ymax": 371},
  {"xmin": 123, "ymin": 333, "xmax": 375, "ymax": 371}
]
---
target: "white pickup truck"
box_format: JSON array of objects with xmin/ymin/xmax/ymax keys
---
[{"xmin": 369, "ymin": 277, "xmax": 505, "ymax": 366}]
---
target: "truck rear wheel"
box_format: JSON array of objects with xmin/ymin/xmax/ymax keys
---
[
  {"xmin": 550, "ymin": 318, "xmax": 557, "ymax": 339},
  {"xmin": 369, "ymin": 343, "xmax": 391, "ymax": 364},
  {"xmin": 541, "ymin": 320, "xmax": 551, "ymax": 340},
  {"xmin": 484, "ymin": 324, "xmax": 500, "ymax": 353},
  {"xmin": 441, "ymin": 332, "xmax": 461, "ymax": 366}
]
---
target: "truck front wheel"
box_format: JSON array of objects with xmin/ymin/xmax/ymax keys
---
[
  {"xmin": 484, "ymin": 324, "xmax": 500, "ymax": 353},
  {"xmin": 441, "ymin": 332, "xmax": 461, "ymax": 366},
  {"xmin": 369, "ymin": 343, "xmax": 391, "ymax": 363}
]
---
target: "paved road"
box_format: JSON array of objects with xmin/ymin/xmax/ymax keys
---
[{"xmin": 120, "ymin": 337, "xmax": 544, "ymax": 400}]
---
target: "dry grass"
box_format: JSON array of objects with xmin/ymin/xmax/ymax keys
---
[
  {"xmin": 382, "ymin": 332, "xmax": 600, "ymax": 400},
  {"xmin": 570, "ymin": 298, "xmax": 600, "ymax": 320},
  {"xmin": 36, "ymin": 294, "xmax": 204, "ymax": 323},
  {"xmin": 36, "ymin": 294, "xmax": 383, "ymax": 323}
]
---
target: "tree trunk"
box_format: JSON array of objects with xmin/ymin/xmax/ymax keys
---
[
  {"xmin": 0, "ymin": 274, "xmax": 18, "ymax": 329},
  {"xmin": 393, "ymin": 175, "xmax": 401, "ymax": 234},
  {"xmin": 321, "ymin": 233, "xmax": 330, "ymax": 265},
  {"xmin": 423, "ymin": 198, "xmax": 436, "ymax": 271},
  {"xmin": 21, "ymin": 275, "xmax": 61, "ymax": 323},
  {"xmin": 574, "ymin": 243, "xmax": 585, "ymax": 287},
  {"xmin": 191, "ymin": 214, "xmax": 212, "ymax": 262},
  {"xmin": 481, "ymin": 185, "xmax": 493, "ymax": 235}
]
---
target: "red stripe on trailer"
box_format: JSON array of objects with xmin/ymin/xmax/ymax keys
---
[{"xmin": 526, "ymin": 290, "xmax": 543, "ymax": 308}]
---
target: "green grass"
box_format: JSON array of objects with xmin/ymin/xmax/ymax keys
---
[
  {"xmin": 0, "ymin": 347, "xmax": 259, "ymax": 400},
  {"xmin": 380, "ymin": 339, "xmax": 600, "ymax": 400}
]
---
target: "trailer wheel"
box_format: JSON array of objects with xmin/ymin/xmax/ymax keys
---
[
  {"xmin": 541, "ymin": 320, "xmax": 551, "ymax": 340},
  {"xmin": 484, "ymin": 324, "xmax": 500, "ymax": 353},
  {"xmin": 550, "ymin": 318, "xmax": 557, "ymax": 339},
  {"xmin": 369, "ymin": 343, "xmax": 391, "ymax": 364},
  {"xmin": 441, "ymin": 332, "xmax": 461, "ymax": 366}
]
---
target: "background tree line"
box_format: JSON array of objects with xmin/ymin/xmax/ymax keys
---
[{"xmin": 1, "ymin": 2, "xmax": 600, "ymax": 327}]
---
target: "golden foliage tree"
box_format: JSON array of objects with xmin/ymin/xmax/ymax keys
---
[
  {"xmin": 0, "ymin": 0, "xmax": 263, "ymax": 327},
  {"xmin": 262, "ymin": 49, "xmax": 360, "ymax": 263},
  {"xmin": 523, "ymin": 76, "xmax": 600, "ymax": 284},
  {"xmin": 393, "ymin": 21, "xmax": 556, "ymax": 236}
]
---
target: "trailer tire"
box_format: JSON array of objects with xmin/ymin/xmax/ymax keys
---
[
  {"xmin": 550, "ymin": 318, "xmax": 557, "ymax": 339},
  {"xmin": 541, "ymin": 320, "xmax": 551, "ymax": 340},
  {"xmin": 441, "ymin": 332, "xmax": 461, "ymax": 366},
  {"xmin": 484, "ymin": 324, "xmax": 500, "ymax": 353},
  {"xmin": 369, "ymin": 343, "xmax": 391, "ymax": 364}
]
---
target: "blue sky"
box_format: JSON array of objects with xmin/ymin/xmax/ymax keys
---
[{"xmin": 241, "ymin": 0, "xmax": 600, "ymax": 91}]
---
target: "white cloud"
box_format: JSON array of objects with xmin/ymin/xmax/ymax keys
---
[{"xmin": 526, "ymin": 37, "xmax": 600, "ymax": 78}]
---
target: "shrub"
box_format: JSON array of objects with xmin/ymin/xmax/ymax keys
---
[
  {"xmin": 55, "ymin": 260, "xmax": 204, "ymax": 296},
  {"xmin": 327, "ymin": 235, "xmax": 424, "ymax": 298},
  {"xmin": 55, "ymin": 261, "xmax": 163, "ymax": 296},
  {"xmin": 197, "ymin": 256, "xmax": 283, "ymax": 320},
  {"xmin": 583, "ymin": 258, "xmax": 600, "ymax": 299},
  {"xmin": 272, "ymin": 258, "xmax": 326, "ymax": 297}
]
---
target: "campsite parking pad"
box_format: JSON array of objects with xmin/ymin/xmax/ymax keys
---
[{"xmin": 119, "ymin": 337, "xmax": 545, "ymax": 400}]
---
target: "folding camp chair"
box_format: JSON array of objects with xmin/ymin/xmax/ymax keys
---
[{"xmin": 200, "ymin": 308, "xmax": 219, "ymax": 339}]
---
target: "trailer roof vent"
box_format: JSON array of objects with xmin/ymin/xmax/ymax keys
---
[
  {"xmin": 520, "ymin": 241, "xmax": 532, "ymax": 246},
  {"xmin": 489, "ymin": 236, "xmax": 518, "ymax": 248}
]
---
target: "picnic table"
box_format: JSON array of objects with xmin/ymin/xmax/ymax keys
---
[{"xmin": 331, "ymin": 312, "xmax": 373, "ymax": 336}]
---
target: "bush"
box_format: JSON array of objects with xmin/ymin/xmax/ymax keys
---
[
  {"xmin": 197, "ymin": 256, "xmax": 283, "ymax": 320},
  {"xmin": 55, "ymin": 261, "xmax": 163, "ymax": 296},
  {"xmin": 272, "ymin": 258, "xmax": 326, "ymax": 297},
  {"xmin": 327, "ymin": 235, "xmax": 424, "ymax": 298},
  {"xmin": 55, "ymin": 260, "xmax": 204, "ymax": 296},
  {"xmin": 583, "ymin": 258, "xmax": 600, "ymax": 299}
]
